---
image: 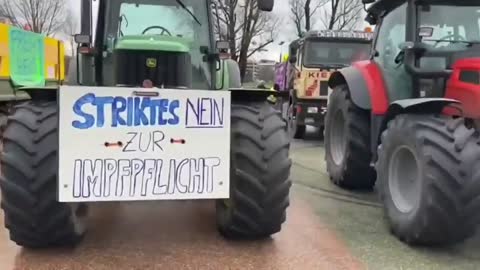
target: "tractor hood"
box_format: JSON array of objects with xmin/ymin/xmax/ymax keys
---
[
  {"xmin": 113, "ymin": 35, "xmax": 193, "ymax": 88},
  {"xmin": 115, "ymin": 35, "xmax": 193, "ymax": 52}
]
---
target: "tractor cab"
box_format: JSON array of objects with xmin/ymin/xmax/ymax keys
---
[
  {"xmin": 365, "ymin": 0, "xmax": 480, "ymax": 105},
  {"xmin": 76, "ymin": 0, "xmax": 218, "ymax": 89},
  {"xmin": 74, "ymin": 0, "xmax": 272, "ymax": 90}
]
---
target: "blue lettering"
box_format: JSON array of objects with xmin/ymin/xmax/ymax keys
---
[
  {"xmin": 150, "ymin": 99, "xmax": 161, "ymax": 125},
  {"xmin": 72, "ymin": 93, "xmax": 96, "ymax": 129},
  {"xmin": 168, "ymin": 100, "xmax": 180, "ymax": 125},
  {"xmin": 134, "ymin": 97, "xmax": 150, "ymax": 126},
  {"xmin": 71, "ymin": 93, "xmax": 182, "ymax": 129},
  {"xmin": 93, "ymin": 96, "xmax": 114, "ymax": 128},
  {"xmin": 127, "ymin": 97, "xmax": 134, "ymax": 126},
  {"xmin": 213, "ymin": 98, "xmax": 224, "ymax": 126},
  {"xmin": 186, "ymin": 98, "xmax": 199, "ymax": 126},
  {"xmin": 200, "ymin": 98, "xmax": 210, "ymax": 125},
  {"xmin": 158, "ymin": 99, "xmax": 168, "ymax": 125},
  {"xmin": 112, "ymin": 97, "xmax": 127, "ymax": 127},
  {"xmin": 185, "ymin": 97, "xmax": 225, "ymax": 128}
]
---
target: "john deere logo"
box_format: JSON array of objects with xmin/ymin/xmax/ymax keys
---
[{"xmin": 146, "ymin": 58, "xmax": 157, "ymax": 68}]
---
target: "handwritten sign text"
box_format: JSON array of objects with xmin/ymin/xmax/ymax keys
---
[{"xmin": 58, "ymin": 86, "xmax": 231, "ymax": 202}]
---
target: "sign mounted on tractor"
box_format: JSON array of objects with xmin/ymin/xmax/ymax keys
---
[{"xmin": 58, "ymin": 86, "xmax": 231, "ymax": 202}]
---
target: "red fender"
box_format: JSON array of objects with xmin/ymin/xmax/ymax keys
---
[{"xmin": 352, "ymin": 61, "xmax": 389, "ymax": 115}]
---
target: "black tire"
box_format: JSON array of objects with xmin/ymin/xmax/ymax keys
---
[
  {"xmin": 0, "ymin": 101, "xmax": 88, "ymax": 248},
  {"xmin": 287, "ymin": 103, "xmax": 306, "ymax": 139},
  {"xmin": 324, "ymin": 84, "xmax": 375, "ymax": 189},
  {"xmin": 0, "ymin": 104, "xmax": 13, "ymax": 155},
  {"xmin": 376, "ymin": 114, "xmax": 480, "ymax": 246},
  {"xmin": 0, "ymin": 105, "xmax": 9, "ymax": 132},
  {"xmin": 318, "ymin": 126, "xmax": 325, "ymax": 140},
  {"xmin": 216, "ymin": 100, "xmax": 292, "ymax": 238}
]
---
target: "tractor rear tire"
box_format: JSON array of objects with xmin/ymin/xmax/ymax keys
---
[
  {"xmin": 216, "ymin": 100, "xmax": 292, "ymax": 239},
  {"xmin": 325, "ymin": 84, "xmax": 376, "ymax": 189},
  {"xmin": 376, "ymin": 114, "xmax": 480, "ymax": 246},
  {"xmin": 0, "ymin": 101, "xmax": 88, "ymax": 248}
]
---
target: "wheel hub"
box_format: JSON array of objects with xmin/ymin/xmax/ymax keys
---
[
  {"xmin": 388, "ymin": 146, "xmax": 421, "ymax": 213},
  {"xmin": 330, "ymin": 109, "xmax": 347, "ymax": 165}
]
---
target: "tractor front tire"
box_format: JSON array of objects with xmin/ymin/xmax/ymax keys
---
[
  {"xmin": 0, "ymin": 101, "xmax": 88, "ymax": 248},
  {"xmin": 287, "ymin": 103, "xmax": 306, "ymax": 139},
  {"xmin": 216, "ymin": 100, "xmax": 292, "ymax": 239},
  {"xmin": 376, "ymin": 114, "xmax": 480, "ymax": 246},
  {"xmin": 324, "ymin": 84, "xmax": 376, "ymax": 189}
]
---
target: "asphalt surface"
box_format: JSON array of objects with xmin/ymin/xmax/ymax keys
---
[{"xmin": 1, "ymin": 128, "xmax": 480, "ymax": 269}]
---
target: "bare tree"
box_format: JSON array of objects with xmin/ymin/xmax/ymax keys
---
[
  {"xmin": 213, "ymin": 0, "xmax": 280, "ymax": 81},
  {"xmin": 0, "ymin": 0, "xmax": 67, "ymax": 36},
  {"xmin": 289, "ymin": 0, "xmax": 326, "ymax": 37},
  {"xmin": 61, "ymin": 9, "xmax": 79, "ymax": 56},
  {"xmin": 321, "ymin": 0, "xmax": 363, "ymax": 30}
]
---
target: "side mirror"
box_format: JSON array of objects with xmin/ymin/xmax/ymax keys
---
[
  {"xmin": 216, "ymin": 40, "xmax": 229, "ymax": 52},
  {"xmin": 398, "ymin": 41, "xmax": 428, "ymax": 55},
  {"xmin": 74, "ymin": 34, "xmax": 92, "ymax": 45},
  {"xmin": 257, "ymin": 0, "xmax": 274, "ymax": 11},
  {"xmin": 418, "ymin": 26, "xmax": 434, "ymax": 39},
  {"xmin": 398, "ymin": 41, "xmax": 414, "ymax": 50}
]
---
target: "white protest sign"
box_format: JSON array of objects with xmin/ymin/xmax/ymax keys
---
[{"xmin": 58, "ymin": 86, "xmax": 231, "ymax": 202}]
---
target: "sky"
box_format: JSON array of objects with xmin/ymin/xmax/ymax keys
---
[{"xmin": 66, "ymin": 0, "xmax": 371, "ymax": 61}]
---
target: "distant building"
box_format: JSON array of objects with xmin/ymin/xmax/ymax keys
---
[{"xmin": 244, "ymin": 59, "xmax": 276, "ymax": 83}]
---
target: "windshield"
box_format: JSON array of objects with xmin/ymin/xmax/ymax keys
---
[
  {"xmin": 419, "ymin": 5, "xmax": 480, "ymax": 49},
  {"xmin": 303, "ymin": 40, "xmax": 371, "ymax": 68},
  {"xmin": 108, "ymin": 0, "xmax": 213, "ymax": 89},
  {"xmin": 118, "ymin": 0, "xmax": 205, "ymax": 38}
]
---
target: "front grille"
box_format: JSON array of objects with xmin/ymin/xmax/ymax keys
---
[
  {"xmin": 114, "ymin": 49, "xmax": 192, "ymax": 88},
  {"xmin": 320, "ymin": 81, "xmax": 329, "ymax": 96}
]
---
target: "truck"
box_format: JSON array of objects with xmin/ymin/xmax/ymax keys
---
[
  {"xmin": 284, "ymin": 30, "xmax": 373, "ymax": 139},
  {"xmin": 0, "ymin": 0, "xmax": 293, "ymax": 249}
]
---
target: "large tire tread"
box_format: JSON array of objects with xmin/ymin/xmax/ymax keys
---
[
  {"xmin": 325, "ymin": 85, "xmax": 375, "ymax": 189},
  {"xmin": 0, "ymin": 101, "xmax": 85, "ymax": 248},
  {"xmin": 376, "ymin": 114, "xmax": 480, "ymax": 246},
  {"xmin": 217, "ymin": 101, "xmax": 292, "ymax": 239}
]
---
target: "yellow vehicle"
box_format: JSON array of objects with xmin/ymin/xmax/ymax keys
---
[
  {"xmin": 286, "ymin": 29, "xmax": 372, "ymax": 139},
  {"xmin": 0, "ymin": 23, "xmax": 65, "ymax": 131}
]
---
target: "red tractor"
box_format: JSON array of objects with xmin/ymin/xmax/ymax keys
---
[{"xmin": 325, "ymin": 0, "xmax": 480, "ymax": 246}]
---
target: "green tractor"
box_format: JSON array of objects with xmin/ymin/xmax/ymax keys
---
[
  {"xmin": 0, "ymin": 0, "xmax": 292, "ymax": 249},
  {"xmin": 325, "ymin": 0, "xmax": 480, "ymax": 246}
]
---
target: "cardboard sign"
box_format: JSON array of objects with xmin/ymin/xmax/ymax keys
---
[
  {"xmin": 9, "ymin": 27, "xmax": 45, "ymax": 86},
  {"xmin": 58, "ymin": 86, "xmax": 231, "ymax": 202}
]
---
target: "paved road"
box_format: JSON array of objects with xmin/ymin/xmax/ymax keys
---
[
  {"xmin": 292, "ymin": 129, "xmax": 480, "ymax": 270},
  {"xmin": 1, "ymin": 128, "xmax": 480, "ymax": 269}
]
